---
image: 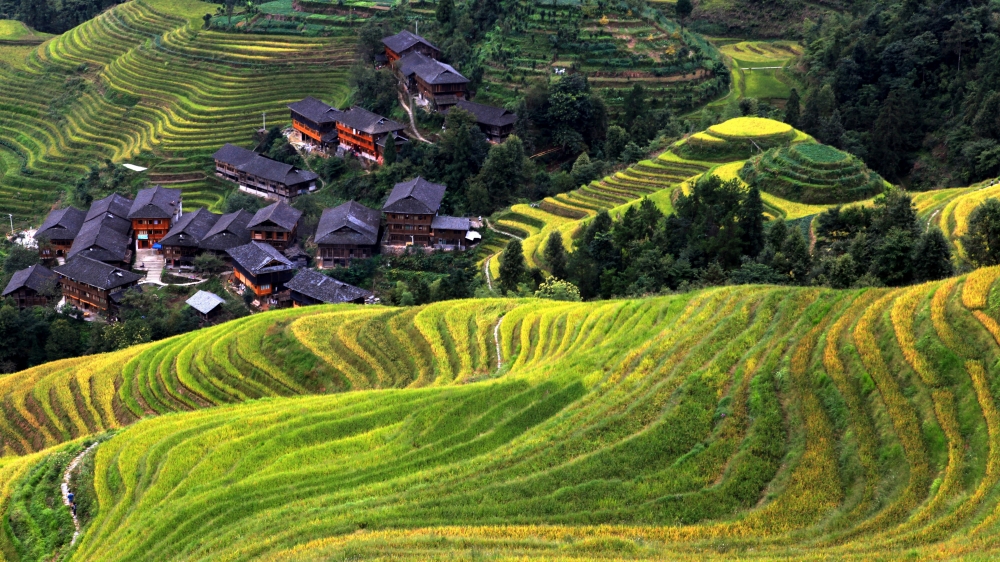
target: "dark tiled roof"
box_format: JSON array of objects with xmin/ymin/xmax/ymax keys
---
[
  {"xmin": 431, "ymin": 215, "xmax": 470, "ymax": 231},
  {"xmin": 35, "ymin": 207, "xmax": 86, "ymax": 242},
  {"xmin": 128, "ymin": 186, "xmax": 181, "ymax": 220},
  {"xmin": 160, "ymin": 208, "xmax": 220, "ymax": 248},
  {"xmin": 286, "ymin": 269, "xmax": 371, "ymax": 304},
  {"xmin": 2, "ymin": 265, "xmax": 58, "ymax": 297},
  {"xmin": 249, "ymin": 201, "xmax": 303, "ymax": 232},
  {"xmin": 200, "ymin": 210, "xmax": 253, "ymax": 251},
  {"xmin": 288, "ymin": 97, "xmax": 341, "ymax": 125},
  {"xmin": 214, "ymin": 143, "xmax": 318, "ymax": 187},
  {"xmin": 382, "ymin": 29, "xmax": 438, "ymax": 54},
  {"xmin": 448, "ymin": 100, "xmax": 518, "ymax": 128},
  {"xmin": 375, "ymin": 132, "xmax": 409, "ymax": 148},
  {"xmin": 85, "ymin": 194, "xmax": 133, "ymax": 223},
  {"xmin": 227, "ymin": 241, "xmax": 295, "ymax": 275},
  {"xmin": 398, "ymin": 51, "xmax": 469, "ymax": 85},
  {"xmin": 337, "ymin": 106, "xmax": 406, "ymax": 135},
  {"xmin": 54, "ymin": 256, "xmax": 142, "ymax": 290},
  {"xmin": 109, "ymin": 284, "xmax": 143, "ymax": 305},
  {"xmin": 315, "ymin": 201, "xmax": 381, "ymax": 246},
  {"xmin": 383, "ymin": 177, "xmax": 446, "ymax": 214},
  {"xmin": 213, "ymin": 144, "xmax": 258, "ymax": 168},
  {"xmin": 68, "ymin": 216, "xmax": 132, "ymax": 263}
]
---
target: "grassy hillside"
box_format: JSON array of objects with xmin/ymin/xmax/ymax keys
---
[
  {"xmin": 0, "ymin": 0, "xmax": 352, "ymax": 225},
  {"xmin": 2, "ymin": 270, "xmax": 1000, "ymax": 558}
]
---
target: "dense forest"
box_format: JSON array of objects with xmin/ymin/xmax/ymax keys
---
[
  {"xmin": 793, "ymin": 0, "xmax": 1000, "ymax": 188},
  {"xmin": 0, "ymin": 0, "xmax": 123, "ymax": 33}
]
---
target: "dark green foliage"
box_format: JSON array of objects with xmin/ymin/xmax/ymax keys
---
[
  {"xmin": 435, "ymin": 0, "xmax": 453, "ymax": 24},
  {"xmin": 222, "ymin": 190, "xmax": 264, "ymax": 215},
  {"xmin": 913, "ymin": 227, "xmax": 954, "ymax": 282},
  {"xmin": 543, "ymin": 231, "xmax": 567, "ymax": 280},
  {"xmin": 963, "ymin": 198, "xmax": 1000, "ymax": 267},
  {"xmin": 785, "ymin": 88, "xmax": 800, "ymax": 127},
  {"xmin": 467, "ymin": 136, "xmax": 529, "ymax": 214},
  {"xmin": 348, "ymin": 65, "xmax": 398, "ymax": 117},
  {"xmin": 675, "ymin": 0, "xmax": 692, "ymax": 23},
  {"xmin": 737, "ymin": 187, "xmax": 765, "ymax": 258},
  {"xmin": 70, "ymin": 160, "xmax": 145, "ymax": 209},
  {"xmin": 1, "ymin": 0, "xmax": 124, "ymax": 34},
  {"xmin": 498, "ymin": 239, "xmax": 527, "ymax": 294}
]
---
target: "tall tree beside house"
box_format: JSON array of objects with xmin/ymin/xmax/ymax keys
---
[
  {"xmin": 675, "ymin": 0, "xmax": 692, "ymax": 26},
  {"xmin": 349, "ymin": 65, "xmax": 398, "ymax": 117},
  {"xmin": 437, "ymin": 108, "xmax": 491, "ymax": 210},
  {"xmin": 544, "ymin": 231, "xmax": 568, "ymax": 280},
  {"xmin": 467, "ymin": 135, "xmax": 528, "ymax": 214},
  {"xmin": 498, "ymin": 239, "xmax": 527, "ymax": 294}
]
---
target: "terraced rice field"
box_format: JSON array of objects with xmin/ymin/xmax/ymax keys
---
[
  {"xmin": 739, "ymin": 143, "xmax": 887, "ymax": 204},
  {"xmin": 0, "ymin": 0, "xmax": 352, "ymax": 225},
  {"xmin": 4, "ymin": 270, "xmax": 1000, "ymax": 558},
  {"xmin": 914, "ymin": 180, "xmax": 1000, "ymax": 259},
  {"xmin": 718, "ymin": 40, "xmax": 803, "ymax": 101}
]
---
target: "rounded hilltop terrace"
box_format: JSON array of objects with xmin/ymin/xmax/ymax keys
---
[
  {"xmin": 678, "ymin": 117, "xmax": 808, "ymax": 160},
  {"xmin": 739, "ymin": 142, "xmax": 888, "ymax": 204}
]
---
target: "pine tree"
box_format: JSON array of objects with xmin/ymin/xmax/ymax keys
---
[
  {"xmin": 785, "ymin": 88, "xmax": 800, "ymax": 127},
  {"xmin": 675, "ymin": 0, "xmax": 692, "ymax": 25},
  {"xmin": 913, "ymin": 227, "xmax": 954, "ymax": 282},
  {"xmin": 544, "ymin": 231, "xmax": 568, "ymax": 279},
  {"xmin": 499, "ymin": 239, "xmax": 527, "ymax": 294},
  {"xmin": 738, "ymin": 187, "xmax": 766, "ymax": 258}
]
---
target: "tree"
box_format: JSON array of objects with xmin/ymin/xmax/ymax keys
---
[
  {"xmin": 871, "ymin": 227, "xmax": 915, "ymax": 286},
  {"xmin": 193, "ymin": 253, "xmax": 226, "ymax": 275},
  {"xmin": 349, "ymin": 65, "xmax": 398, "ymax": 117},
  {"xmin": 467, "ymin": 135, "xmax": 528, "ymax": 214},
  {"xmin": 776, "ymin": 228, "xmax": 811, "ymax": 282},
  {"xmin": 830, "ymin": 253, "xmax": 858, "ymax": 289},
  {"xmin": 498, "ymin": 239, "xmax": 527, "ymax": 294},
  {"xmin": 534, "ymin": 278, "xmax": 581, "ymax": 301},
  {"xmin": 436, "ymin": 0, "xmax": 454, "ymax": 24},
  {"xmin": 963, "ymin": 198, "xmax": 1000, "ymax": 266},
  {"xmin": 544, "ymin": 231, "xmax": 568, "ymax": 279},
  {"xmin": 382, "ymin": 142, "xmax": 397, "ymax": 166},
  {"xmin": 737, "ymin": 187, "xmax": 765, "ymax": 258},
  {"xmin": 605, "ymin": 125, "xmax": 629, "ymax": 161},
  {"xmin": 223, "ymin": 191, "xmax": 264, "ymax": 214},
  {"xmin": 45, "ymin": 319, "xmax": 80, "ymax": 362},
  {"xmin": 203, "ymin": 13, "xmax": 213, "ymax": 28},
  {"xmin": 571, "ymin": 152, "xmax": 598, "ymax": 187},
  {"xmin": 785, "ymin": 88, "xmax": 800, "ymax": 127},
  {"xmin": 675, "ymin": 0, "xmax": 692, "ymax": 25},
  {"xmin": 913, "ymin": 227, "xmax": 954, "ymax": 282}
]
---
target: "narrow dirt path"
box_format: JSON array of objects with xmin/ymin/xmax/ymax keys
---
[
  {"xmin": 484, "ymin": 255, "xmax": 495, "ymax": 291},
  {"xmin": 62, "ymin": 442, "xmax": 99, "ymax": 546},
  {"xmin": 485, "ymin": 219, "xmax": 523, "ymax": 240},
  {"xmin": 494, "ymin": 315, "xmax": 504, "ymax": 370},
  {"xmin": 398, "ymin": 91, "xmax": 430, "ymax": 143}
]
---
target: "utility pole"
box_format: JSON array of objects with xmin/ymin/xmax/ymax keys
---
[{"xmin": 7, "ymin": 214, "xmax": 12, "ymax": 235}]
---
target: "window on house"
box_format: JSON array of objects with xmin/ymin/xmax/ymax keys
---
[{"xmin": 260, "ymin": 284, "xmax": 271, "ymax": 291}]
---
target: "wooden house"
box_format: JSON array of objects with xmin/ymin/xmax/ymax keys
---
[
  {"xmin": 128, "ymin": 186, "xmax": 182, "ymax": 251},
  {"xmin": 382, "ymin": 29, "xmax": 440, "ymax": 65},
  {"xmin": 159, "ymin": 208, "xmax": 220, "ymax": 268},
  {"xmin": 2, "ymin": 265, "xmax": 59, "ymax": 308},
  {"xmin": 382, "ymin": 177, "xmax": 446, "ymax": 247},
  {"xmin": 213, "ymin": 144, "xmax": 319, "ymax": 202},
  {"xmin": 248, "ymin": 201, "xmax": 302, "ymax": 252},
  {"xmin": 397, "ymin": 51, "xmax": 469, "ymax": 110},
  {"xmin": 198, "ymin": 210, "xmax": 253, "ymax": 261},
  {"xmin": 285, "ymin": 269, "xmax": 371, "ymax": 307},
  {"xmin": 288, "ymin": 97, "xmax": 342, "ymax": 152},
  {"xmin": 84, "ymin": 194, "xmax": 133, "ymax": 233},
  {"xmin": 335, "ymin": 106, "xmax": 407, "ymax": 163},
  {"xmin": 227, "ymin": 241, "xmax": 297, "ymax": 298},
  {"xmin": 67, "ymin": 213, "xmax": 133, "ymax": 268},
  {"xmin": 34, "ymin": 207, "xmax": 85, "ymax": 259},
  {"xmin": 315, "ymin": 201, "xmax": 381, "ymax": 268},
  {"xmin": 53, "ymin": 256, "xmax": 143, "ymax": 318},
  {"xmin": 430, "ymin": 215, "xmax": 472, "ymax": 249},
  {"xmin": 446, "ymin": 100, "xmax": 518, "ymax": 142}
]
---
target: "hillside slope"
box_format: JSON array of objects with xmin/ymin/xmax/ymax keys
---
[
  {"xmin": 2, "ymin": 270, "xmax": 1000, "ymax": 558},
  {"xmin": 0, "ymin": 0, "xmax": 352, "ymax": 220}
]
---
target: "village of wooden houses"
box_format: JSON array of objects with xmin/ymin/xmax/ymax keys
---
[{"xmin": 3, "ymin": 29, "xmax": 506, "ymax": 322}]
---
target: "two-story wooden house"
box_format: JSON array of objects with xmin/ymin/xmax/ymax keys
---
[
  {"xmin": 2, "ymin": 265, "xmax": 59, "ymax": 308},
  {"xmin": 397, "ymin": 51, "xmax": 469, "ymax": 110},
  {"xmin": 336, "ymin": 106, "xmax": 407, "ymax": 163},
  {"xmin": 382, "ymin": 177, "xmax": 447, "ymax": 247},
  {"xmin": 85, "ymin": 194, "xmax": 133, "ymax": 233},
  {"xmin": 446, "ymin": 100, "xmax": 518, "ymax": 143},
  {"xmin": 315, "ymin": 201, "xmax": 381, "ymax": 268},
  {"xmin": 159, "ymin": 208, "xmax": 221, "ymax": 268},
  {"xmin": 53, "ymin": 256, "xmax": 143, "ymax": 318},
  {"xmin": 34, "ymin": 207, "xmax": 85, "ymax": 260},
  {"xmin": 198, "ymin": 209, "xmax": 253, "ymax": 261},
  {"xmin": 128, "ymin": 186, "xmax": 182, "ymax": 250},
  {"xmin": 430, "ymin": 215, "xmax": 473, "ymax": 249},
  {"xmin": 285, "ymin": 269, "xmax": 371, "ymax": 307},
  {"xmin": 227, "ymin": 241, "xmax": 297, "ymax": 298},
  {"xmin": 288, "ymin": 97, "xmax": 342, "ymax": 153},
  {"xmin": 248, "ymin": 201, "xmax": 302, "ymax": 252},
  {"xmin": 382, "ymin": 29, "xmax": 440, "ymax": 65},
  {"xmin": 213, "ymin": 144, "xmax": 319, "ymax": 201}
]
